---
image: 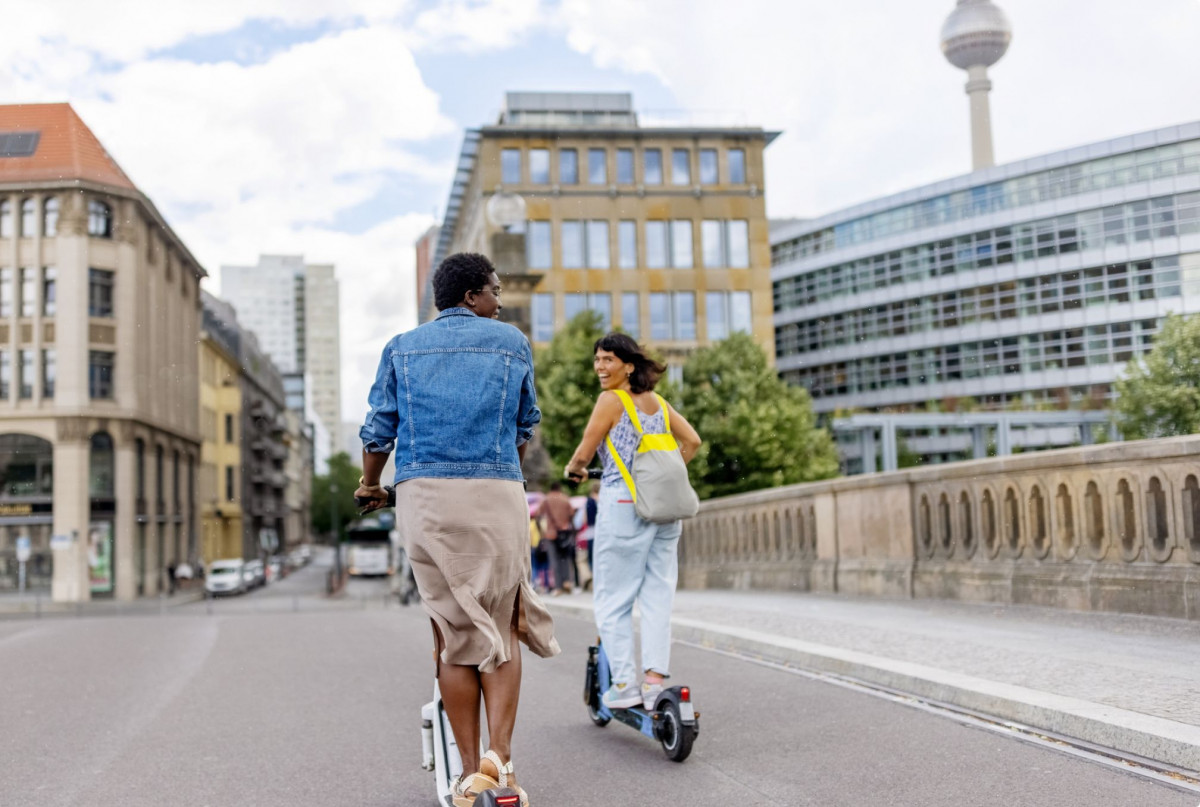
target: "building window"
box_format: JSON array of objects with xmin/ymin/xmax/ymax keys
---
[
  {"xmin": 701, "ymin": 220, "xmax": 724, "ymax": 267},
  {"xmin": 41, "ymin": 349, "xmax": 55, "ymax": 398},
  {"xmin": 731, "ymin": 291, "xmax": 753, "ymax": 333},
  {"xmin": 89, "ymin": 433, "xmax": 115, "ymax": 499},
  {"xmin": 561, "ymin": 221, "xmax": 584, "ymax": 268},
  {"xmin": 529, "ymin": 148, "xmax": 550, "ymax": 184},
  {"xmin": 0, "ymin": 352, "xmax": 8, "ymax": 398},
  {"xmin": 42, "ymin": 267, "xmax": 55, "ymax": 316},
  {"xmin": 135, "ymin": 438, "xmax": 145, "ymax": 505},
  {"xmin": 225, "ymin": 466, "xmax": 235, "ymax": 502},
  {"xmin": 700, "ymin": 149, "xmax": 718, "ymax": 185},
  {"xmin": 644, "ymin": 149, "xmax": 663, "ymax": 185},
  {"xmin": 728, "ymin": 149, "xmax": 746, "ymax": 184},
  {"xmin": 19, "ymin": 199, "xmax": 35, "ymax": 237},
  {"xmin": 706, "ymin": 291, "xmax": 728, "ymax": 340},
  {"xmin": 0, "ymin": 269, "xmax": 9, "ymax": 317},
  {"xmin": 173, "ymin": 450, "xmax": 181, "ymax": 512},
  {"xmin": 587, "ymin": 220, "xmax": 610, "ymax": 268},
  {"xmin": 225, "ymin": 413, "xmax": 234, "ymax": 444},
  {"xmin": 650, "ymin": 293, "xmax": 670, "ymax": 340},
  {"xmin": 501, "ymin": 149, "xmax": 521, "ymax": 184},
  {"xmin": 532, "ymin": 293, "xmax": 554, "ymax": 342},
  {"xmin": 674, "ymin": 292, "xmax": 696, "ymax": 340},
  {"xmin": 526, "ymin": 221, "xmax": 552, "ymax": 269},
  {"xmin": 564, "ymin": 292, "xmax": 611, "ymax": 330},
  {"xmin": 43, "ymin": 197, "xmax": 58, "ymax": 237},
  {"xmin": 727, "ymin": 220, "xmax": 750, "ymax": 267},
  {"xmin": 87, "ymin": 200, "xmax": 113, "ymax": 238},
  {"xmin": 646, "ymin": 221, "xmax": 668, "ymax": 268},
  {"xmin": 0, "ymin": 200, "xmax": 11, "ymax": 238},
  {"xmin": 559, "ymin": 149, "xmax": 578, "ymax": 184},
  {"xmin": 564, "ymin": 292, "xmax": 586, "ymax": 323},
  {"xmin": 617, "ymin": 149, "xmax": 634, "ymax": 184},
  {"xmin": 671, "ymin": 149, "xmax": 691, "ymax": 186},
  {"xmin": 155, "ymin": 445, "xmax": 164, "ymax": 512},
  {"xmin": 89, "ymin": 269, "xmax": 114, "ymax": 317},
  {"xmin": 18, "ymin": 350, "xmax": 33, "ymax": 398},
  {"xmin": 621, "ymin": 292, "xmax": 640, "ymax": 338},
  {"xmin": 618, "ymin": 221, "xmax": 637, "ymax": 269},
  {"xmin": 19, "ymin": 268, "xmax": 35, "ymax": 317},
  {"xmin": 89, "ymin": 351, "xmax": 115, "ymax": 399},
  {"xmin": 588, "ymin": 149, "xmax": 607, "ymax": 184},
  {"xmin": 671, "ymin": 220, "xmax": 694, "ymax": 268}
]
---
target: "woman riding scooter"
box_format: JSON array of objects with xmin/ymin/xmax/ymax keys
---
[{"xmin": 565, "ymin": 333, "xmax": 701, "ymax": 710}]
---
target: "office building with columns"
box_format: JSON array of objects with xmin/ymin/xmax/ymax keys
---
[
  {"xmin": 0, "ymin": 103, "xmax": 203, "ymax": 601},
  {"xmin": 422, "ymin": 92, "xmax": 778, "ymax": 376}
]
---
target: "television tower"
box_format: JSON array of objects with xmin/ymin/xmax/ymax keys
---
[{"xmin": 941, "ymin": 0, "xmax": 1012, "ymax": 170}]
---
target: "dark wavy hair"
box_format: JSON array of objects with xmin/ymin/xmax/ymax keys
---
[
  {"xmin": 593, "ymin": 332, "xmax": 667, "ymax": 394},
  {"xmin": 433, "ymin": 252, "xmax": 495, "ymax": 311}
]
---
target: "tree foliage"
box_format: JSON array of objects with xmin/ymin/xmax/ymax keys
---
[
  {"xmin": 311, "ymin": 452, "xmax": 364, "ymax": 541},
  {"xmin": 680, "ymin": 333, "xmax": 839, "ymax": 499},
  {"xmin": 1113, "ymin": 313, "xmax": 1200, "ymax": 440},
  {"xmin": 534, "ymin": 311, "xmax": 606, "ymax": 475}
]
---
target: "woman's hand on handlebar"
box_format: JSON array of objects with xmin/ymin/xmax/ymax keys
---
[
  {"xmin": 353, "ymin": 485, "xmax": 389, "ymax": 513},
  {"xmin": 564, "ymin": 460, "xmax": 588, "ymax": 484}
]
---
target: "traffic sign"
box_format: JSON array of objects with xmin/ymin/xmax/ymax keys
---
[
  {"xmin": 15, "ymin": 536, "xmax": 31, "ymax": 562},
  {"xmin": 50, "ymin": 534, "xmax": 73, "ymax": 551}
]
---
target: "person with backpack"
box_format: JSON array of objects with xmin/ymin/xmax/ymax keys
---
[{"xmin": 564, "ymin": 333, "xmax": 701, "ymax": 710}]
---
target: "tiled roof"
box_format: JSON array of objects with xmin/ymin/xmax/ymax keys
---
[{"xmin": 0, "ymin": 103, "xmax": 136, "ymax": 190}]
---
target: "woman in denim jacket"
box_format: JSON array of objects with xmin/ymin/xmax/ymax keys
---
[
  {"xmin": 357, "ymin": 253, "xmax": 559, "ymax": 807},
  {"xmin": 564, "ymin": 333, "xmax": 701, "ymax": 712}
]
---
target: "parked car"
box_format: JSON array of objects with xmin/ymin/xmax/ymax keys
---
[
  {"xmin": 267, "ymin": 555, "xmax": 285, "ymax": 582},
  {"xmin": 205, "ymin": 560, "xmax": 246, "ymax": 596},
  {"xmin": 287, "ymin": 548, "xmax": 307, "ymax": 569},
  {"xmin": 242, "ymin": 559, "xmax": 265, "ymax": 589}
]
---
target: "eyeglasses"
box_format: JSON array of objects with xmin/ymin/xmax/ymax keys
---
[{"xmin": 474, "ymin": 285, "xmax": 502, "ymax": 297}]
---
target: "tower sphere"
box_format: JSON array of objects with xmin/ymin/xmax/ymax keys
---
[{"xmin": 941, "ymin": 0, "xmax": 1012, "ymax": 70}]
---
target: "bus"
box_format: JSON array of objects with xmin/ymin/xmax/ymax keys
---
[{"xmin": 344, "ymin": 514, "xmax": 396, "ymax": 577}]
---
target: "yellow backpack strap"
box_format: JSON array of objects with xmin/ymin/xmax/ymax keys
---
[
  {"xmin": 610, "ymin": 389, "xmax": 642, "ymax": 433},
  {"xmin": 606, "ymin": 434, "xmax": 637, "ymax": 503},
  {"xmin": 654, "ymin": 393, "xmax": 671, "ymax": 433}
]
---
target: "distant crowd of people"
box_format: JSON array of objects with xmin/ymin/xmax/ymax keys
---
[{"xmin": 529, "ymin": 481, "xmax": 598, "ymax": 595}]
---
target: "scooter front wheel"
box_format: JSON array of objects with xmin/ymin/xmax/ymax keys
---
[
  {"xmin": 657, "ymin": 701, "xmax": 694, "ymax": 762},
  {"xmin": 587, "ymin": 700, "xmax": 610, "ymax": 727}
]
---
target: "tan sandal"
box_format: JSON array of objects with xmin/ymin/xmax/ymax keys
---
[
  {"xmin": 480, "ymin": 750, "xmax": 529, "ymax": 806},
  {"xmin": 451, "ymin": 771, "xmax": 501, "ymax": 807}
]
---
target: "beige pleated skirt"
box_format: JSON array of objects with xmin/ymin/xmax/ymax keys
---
[{"xmin": 395, "ymin": 477, "xmax": 561, "ymax": 673}]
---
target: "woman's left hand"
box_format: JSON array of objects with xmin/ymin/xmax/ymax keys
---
[{"xmin": 564, "ymin": 461, "xmax": 587, "ymax": 483}]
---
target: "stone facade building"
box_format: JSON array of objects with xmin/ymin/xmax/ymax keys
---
[
  {"xmin": 422, "ymin": 92, "xmax": 778, "ymax": 378},
  {"xmin": 0, "ymin": 103, "xmax": 203, "ymax": 601},
  {"xmin": 198, "ymin": 292, "xmax": 243, "ymax": 563}
]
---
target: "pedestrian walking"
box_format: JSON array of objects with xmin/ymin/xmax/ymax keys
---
[
  {"xmin": 535, "ymin": 482, "xmax": 577, "ymax": 595},
  {"xmin": 357, "ymin": 252, "xmax": 559, "ymax": 807},
  {"xmin": 564, "ymin": 333, "xmax": 701, "ymax": 710}
]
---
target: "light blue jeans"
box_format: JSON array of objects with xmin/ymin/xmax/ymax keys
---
[{"xmin": 593, "ymin": 484, "xmax": 682, "ymax": 687}]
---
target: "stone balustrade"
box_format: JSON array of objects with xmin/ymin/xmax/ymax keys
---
[{"xmin": 679, "ymin": 435, "xmax": 1200, "ymax": 620}]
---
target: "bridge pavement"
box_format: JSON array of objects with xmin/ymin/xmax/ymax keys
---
[{"xmin": 0, "ymin": 553, "xmax": 1196, "ymax": 806}]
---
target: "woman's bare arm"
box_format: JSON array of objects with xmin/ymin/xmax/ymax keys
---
[
  {"xmin": 564, "ymin": 393, "xmax": 624, "ymax": 480},
  {"xmin": 666, "ymin": 401, "xmax": 702, "ymax": 464}
]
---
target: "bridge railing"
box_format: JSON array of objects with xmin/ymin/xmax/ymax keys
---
[{"xmin": 679, "ymin": 435, "xmax": 1200, "ymax": 619}]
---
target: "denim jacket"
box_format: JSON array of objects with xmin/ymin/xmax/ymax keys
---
[{"xmin": 359, "ymin": 308, "xmax": 541, "ymax": 483}]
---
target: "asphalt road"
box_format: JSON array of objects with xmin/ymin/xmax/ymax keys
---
[{"xmin": 1, "ymin": 555, "xmax": 1194, "ymax": 807}]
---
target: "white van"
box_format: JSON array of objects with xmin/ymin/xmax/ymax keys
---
[{"xmin": 205, "ymin": 559, "xmax": 246, "ymax": 596}]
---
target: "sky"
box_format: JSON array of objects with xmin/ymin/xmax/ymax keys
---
[{"xmin": 3, "ymin": 0, "xmax": 1200, "ymax": 428}]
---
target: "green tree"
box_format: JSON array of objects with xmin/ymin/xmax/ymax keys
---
[
  {"xmin": 534, "ymin": 311, "xmax": 606, "ymax": 474},
  {"xmin": 311, "ymin": 452, "xmax": 363, "ymax": 542},
  {"xmin": 1114, "ymin": 313, "xmax": 1200, "ymax": 439},
  {"xmin": 680, "ymin": 333, "xmax": 839, "ymax": 498}
]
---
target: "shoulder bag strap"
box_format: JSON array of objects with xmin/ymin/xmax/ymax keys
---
[{"xmin": 605, "ymin": 390, "xmax": 642, "ymax": 503}]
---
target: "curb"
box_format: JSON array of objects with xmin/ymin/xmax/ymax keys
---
[{"xmin": 543, "ymin": 599, "xmax": 1200, "ymax": 773}]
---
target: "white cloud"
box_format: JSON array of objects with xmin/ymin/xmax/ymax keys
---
[
  {"xmin": 410, "ymin": 0, "xmax": 547, "ymax": 52},
  {"xmin": 556, "ymin": 0, "xmax": 1200, "ymax": 218}
]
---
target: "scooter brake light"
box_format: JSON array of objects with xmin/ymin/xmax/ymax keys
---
[
  {"xmin": 680, "ymin": 687, "xmax": 690, "ymax": 702},
  {"xmin": 495, "ymin": 797, "xmax": 520, "ymax": 806}
]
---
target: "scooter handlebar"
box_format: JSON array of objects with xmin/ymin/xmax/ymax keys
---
[{"xmin": 354, "ymin": 485, "xmax": 396, "ymax": 512}]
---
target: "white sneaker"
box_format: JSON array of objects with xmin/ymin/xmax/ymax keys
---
[
  {"xmin": 602, "ymin": 682, "xmax": 642, "ymax": 709},
  {"xmin": 641, "ymin": 681, "xmax": 664, "ymax": 710}
]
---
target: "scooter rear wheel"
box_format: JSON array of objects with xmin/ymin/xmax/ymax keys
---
[{"xmin": 657, "ymin": 701, "xmax": 694, "ymax": 762}]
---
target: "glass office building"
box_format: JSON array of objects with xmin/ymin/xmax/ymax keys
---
[{"xmin": 772, "ymin": 122, "xmax": 1200, "ymax": 416}]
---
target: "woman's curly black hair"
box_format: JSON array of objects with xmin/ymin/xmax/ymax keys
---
[
  {"xmin": 594, "ymin": 332, "xmax": 667, "ymax": 393},
  {"xmin": 433, "ymin": 252, "xmax": 496, "ymax": 311}
]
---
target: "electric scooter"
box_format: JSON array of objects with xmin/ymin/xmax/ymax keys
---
[
  {"xmin": 356, "ymin": 488, "xmax": 517, "ymax": 807},
  {"xmin": 568, "ymin": 471, "xmax": 701, "ymax": 762}
]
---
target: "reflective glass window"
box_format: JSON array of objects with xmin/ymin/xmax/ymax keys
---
[
  {"xmin": 674, "ymin": 293, "xmax": 696, "ymax": 340},
  {"xmin": 561, "ymin": 221, "xmax": 584, "ymax": 268},
  {"xmin": 699, "ymin": 149, "xmax": 718, "ymax": 184},
  {"xmin": 646, "ymin": 221, "xmax": 668, "ymax": 268},
  {"xmin": 644, "ymin": 149, "xmax": 663, "ymax": 184},
  {"xmin": 728, "ymin": 149, "xmax": 746, "ymax": 183},
  {"xmin": 727, "ymin": 220, "xmax": 750, "ymax": 268},
  {"xmin": 532, "ymin": 293, "xmax": 554, "ymax": 342},
  {"xmin": 671, "ymin": 220, "xmax": 693, "ymax": 268},
  {"xmin": 702, "ymin": 220, "xmax": 723, "ymax": 267},
  {"xmin": 707, "ymin": 291, "xmax": 728, "ymax": 340},
  {"xmin": 616, "ymin": 149, "xmax": 634, "ymax": 184},
  {"xmin": 618, "ymin": 221, "xmax": 637, "ymax": 268},
  {"xmin": 731, "ymin": 291, "xmax": 753, "ymax": 333},
  {"xmin": 501, "ymin": 149, "xmax": 521, "ymax": 183},
  {"xmin": 559, "ymin": 149, "xmax": 578, "ymax": 184},
  {"xmin": 588, "ymin": 149, "xmax": 607, "ymax": 184},
  {"xmin": 649, "ymin": 293, "xmax": 670, "ymax": 340},
  {"xmin": 621, "ymin": 292, "xmax": 640, "ymax": 338},
  {"xmin": 526, "ymin": 221, "xmax": 552, "ymax": 268},
  {"xmin": 671, "ymin": 149, "xmax": 691, "ymax": 185},
  {"xmin": 587, "ymin": 220, "xmax": 610, "ymax": 268},
  {"xmin": 529, "ymin": 149, "xmax": 550, "ymax": 183}
]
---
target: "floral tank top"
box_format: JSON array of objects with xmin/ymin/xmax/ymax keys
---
[{"xmin": 597, "ymin": 402, "xmax": 666, "ymax": 492}]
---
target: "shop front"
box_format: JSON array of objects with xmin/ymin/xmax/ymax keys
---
[{"xmin": 0, "ymin": 435, "xmax": 54, "ymax": 591}]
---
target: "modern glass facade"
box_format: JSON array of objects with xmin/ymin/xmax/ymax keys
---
[{"xmin": 772, "ymin": 122, "xmax": 1200, "ymax": 414}]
